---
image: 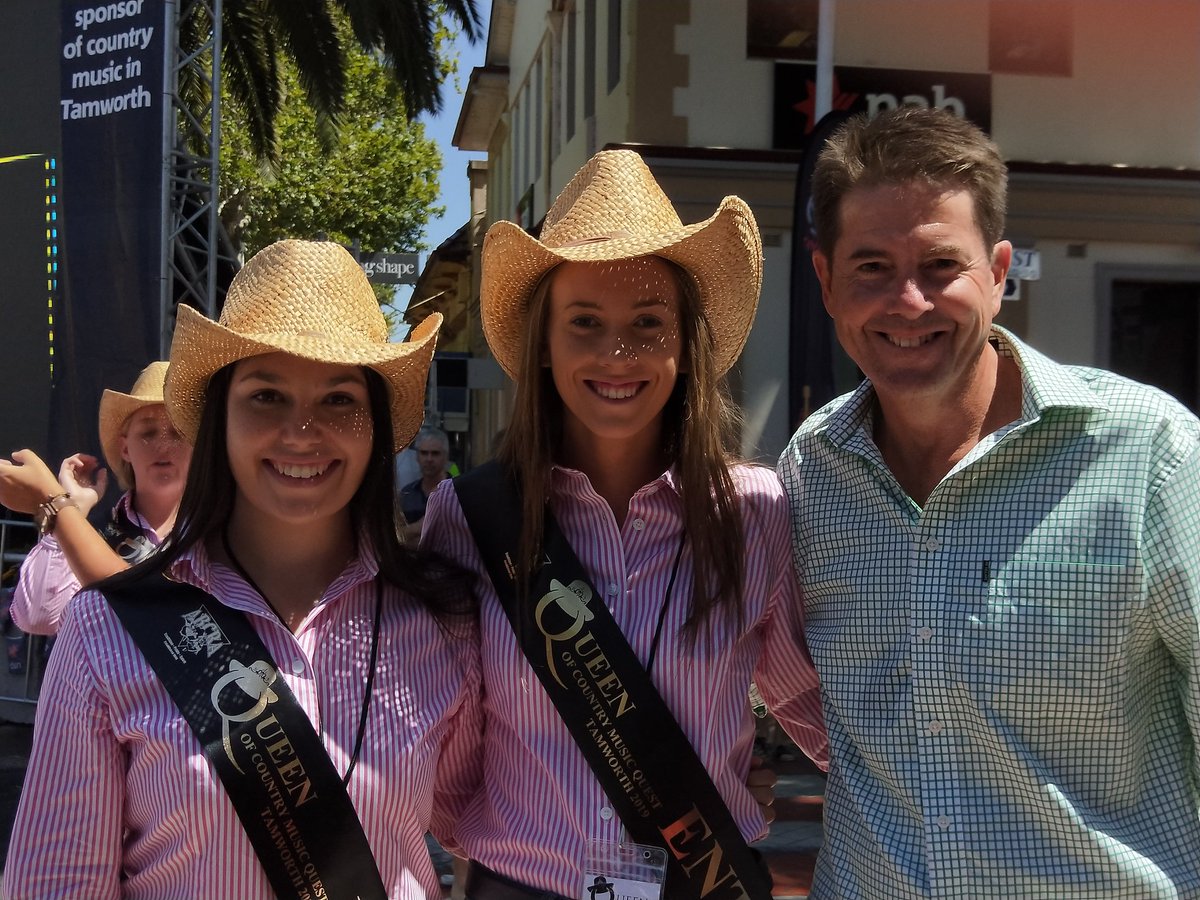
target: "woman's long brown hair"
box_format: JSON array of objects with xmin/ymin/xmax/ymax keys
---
[{"xmin": 497, "ymin": 259, "xmax": 746, "ymax": 636}]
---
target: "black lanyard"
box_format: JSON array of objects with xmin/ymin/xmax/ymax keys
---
[
  {"xmin": 645, "ymin": 530, "xmax": 687, "ymax": 673},
  {"xmin": 220, "ymin": 530, "xmax": 381, "ymax": 787}
]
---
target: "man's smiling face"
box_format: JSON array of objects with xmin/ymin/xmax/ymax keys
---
[{"xmin": 813, "ymin": 181, "xmax": 1011, "ymax": 404}]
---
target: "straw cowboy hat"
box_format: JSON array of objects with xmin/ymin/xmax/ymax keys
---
[
  {"xmin": 165, "ymin": 239, "xmax": 442, "ymax": 452},
  {"xmin": 98, "ymin": 361, "xmax": 169, "ymax": 490},
  {"xmin": 480, "ymin": 149, "xmax": 763, "ymax": 379}
]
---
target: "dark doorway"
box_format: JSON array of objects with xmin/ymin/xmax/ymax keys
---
[{"xmin": 1110, "ymin": 279, "xmax": 1200, "ymax": 413}]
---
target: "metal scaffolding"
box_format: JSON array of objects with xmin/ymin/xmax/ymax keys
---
[{"xmin": 159, "ymin": 0, "xmax": 233, "ymax": 358}]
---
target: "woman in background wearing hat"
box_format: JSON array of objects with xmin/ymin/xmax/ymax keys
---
[
  {"xmin": 0, "ymin": 361, "xmax": 190, "ymax": 636},
  {"xmin": 4, "ymin": 240, "xmax": 482, "ymax": 898},
  {"xmin": 422, "ymin": 150, "xmax": 827, "ymax": 899}
]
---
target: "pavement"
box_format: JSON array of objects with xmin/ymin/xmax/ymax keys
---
[
  {"xmin": 0, "ymin": 721, "xmax": 32, "ymax": 876},
  {"xmin": 759, "ymin": 752, "xmax": 825, "ymax": 898},
  {"xmin": 0, "ymin": 721, "xmax": 824, "ymax": 898}
]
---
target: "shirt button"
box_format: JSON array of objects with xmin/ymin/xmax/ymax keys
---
[
  {"xmin": 927, "ymin": 719, "xmax": 944, "ymax": 735},
  {"xmin": 290, "ymin": 658, "xmax": 305, "ymax": 675},
  {"xmin": 632, "ymin": 518, "xmax": 645, "ymax": 531},
  {"xmin": 599, "ymin": 806, "xmax": 614, "ymax": 821},
  {"xmin": 924, "ymin": 537, "xmax": 941, "ymax": 552},
  {"xmin": 607, "ymin": 583, "xmax": 619, "ymax": 597},
  {"xmin": 936, "ymin": 815, "xmax": 952, "ymax": 830},
  {"xmin": 917, "ymin": 626, "xmax": 933, "ymax": 641}
]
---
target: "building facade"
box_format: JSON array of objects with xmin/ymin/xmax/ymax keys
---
[{"xmin": 417, "ymin": 0, "xmax": 1200, "ymax": 466}]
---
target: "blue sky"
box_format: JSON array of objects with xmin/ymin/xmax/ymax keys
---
[
  {"xmin": 422, "ymin": 0, "xmax": 491, "ymax": 255},
  {"xmin": 388, "ymin": 1, "xmax": 490, "ymax": 336}
]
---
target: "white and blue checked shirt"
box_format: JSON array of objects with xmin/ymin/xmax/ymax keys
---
[{"xmin": 779, "ymin": 327, "xmax": 1200, "ymax": 899}]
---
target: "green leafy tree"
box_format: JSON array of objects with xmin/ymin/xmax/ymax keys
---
[{"xmin": 219, "ymin": 35, "xmax": 444, "ymax": 259}]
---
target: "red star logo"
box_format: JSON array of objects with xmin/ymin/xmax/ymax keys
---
[{"xmin": 793, "ymin": 76, "xmax": 859, "ymax": 134}]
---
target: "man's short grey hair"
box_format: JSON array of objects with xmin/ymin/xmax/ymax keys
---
[{"xmin": 414, "ymin": 425, "xmax": 449, "ymax": 454}]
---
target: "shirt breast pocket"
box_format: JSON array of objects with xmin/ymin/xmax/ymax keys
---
[{"xmin": 954, "ymin": 559, "xmax": 1141, "ymax": 720}]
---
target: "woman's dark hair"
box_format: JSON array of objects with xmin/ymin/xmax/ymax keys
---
[{"xmin": 100, "ymin": 362, "xmax": 474, "ymax": 624}]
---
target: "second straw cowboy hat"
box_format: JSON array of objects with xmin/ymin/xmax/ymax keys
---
[
  {"xmin": 165, "ymin": 239, "xmax": 442, "ymax": 451},
  {"xmin": 98, "ymin": 361, "xmax": 169, "ymax": 488},
  {"xmin": 480, "ymin": 149, "xmax": 763, "ymax": 379}
]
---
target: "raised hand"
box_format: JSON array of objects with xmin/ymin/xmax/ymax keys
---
[
  {"xmin": 0, "ymin": 449, "xmax": 68, "ymax": 514},
  {"xmin": 58, "ymin": 454, "xmax": 108, "ymax": 517}
]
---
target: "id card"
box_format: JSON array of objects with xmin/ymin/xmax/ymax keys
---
[{"xmin": 582, "ymin": 839, "xmax": 667, "ymax": 900}]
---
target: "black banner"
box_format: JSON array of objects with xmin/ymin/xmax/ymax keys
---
[
  {"xmin": 0, "ymin": 0, "xmax": 62, "ymax": 458},
  {"xmin": 788, "ymin": 110, "xmax": 849, "ymax": 429},
  {"xmin": 51, "ymin": 0, "xmax": 165, "ymax": 465},
  {"xmin": 104, "ymin": 575, "xmax": 387, "ymax": 899}
]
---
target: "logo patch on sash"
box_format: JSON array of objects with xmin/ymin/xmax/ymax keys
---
[{"xmin": 174, "ymin": 606, "xmax": 231, "ymax": 658}]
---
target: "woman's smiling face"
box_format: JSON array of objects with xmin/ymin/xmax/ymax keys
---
[
  {"xmin": 224, "ymin": 353, "xmax": 373, "ymax": 529},
  {"xmin": 543, "ymin": 256, "xmax": 685, "ymax": 453}
]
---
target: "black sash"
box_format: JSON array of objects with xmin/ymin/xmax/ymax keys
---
[
  {"xmin": 103, "ymin": 574, "xmax": 387, "ymax": 900},
  {"xmin": 455, "ymin": 462, "xmax": 772, "ymax": 900},
  {"xmin": 100, "ymin": 504, "xmax": 157, "ymax": 565}
]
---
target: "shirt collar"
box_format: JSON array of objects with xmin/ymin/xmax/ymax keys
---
[
  {"xmin": 168, "ymin": 528, "xmax": 380, "ymax": 601},
  {"xmin": 814, "ymin": 325, "xmax": 1111, "ymax": 452},
  {"xmin": 116, "ymin": 491, "xmax": 153, "ymax": 535},
  {"xmin": 992, "ymin": 325, "xmax": 1112, "ymax": 418},
  {"xmin": 550, "ymin": 462, "xmax": 681, "ymax": 499}
]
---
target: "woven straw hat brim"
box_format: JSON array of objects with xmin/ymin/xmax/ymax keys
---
[
  {"xmin": 98, "ymin": 394, "xmax": 166, "ymax": 479},
  {"xmin": 97, "ymin": 361, "xmax": 169, "ymax": 480},
  {"xmin": 165, "ymin": 305, "xmax": 441, "ymax": 453},
  {"xmin": 481, "ymin": 195, "xmax": 762, "ymax": 380}
]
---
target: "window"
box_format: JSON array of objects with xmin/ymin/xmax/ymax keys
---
[
  {"xmin": 989, "ymin": 0, "xmax": 1072, "ymax": 76},
  {"xmin": 433, "ymin": 356, "xmax": 469, "ymax": 415},
  {"xmin": 607, "ymin": 0, "xmax": 620, "ymax": 93},
  {"xmin": 509, "ymin": 98, "xmax": 518, "ymax": 195},
  {"xmin": 566, "ymin": 6, "xmax": 577, "ymax": 140},
  {"xmin": 534, "ymin": 54, "xmax": 543, "ymax": 178},
  {"xmin": 584, "ymin": 0, "xmax": 595, "ymax": 119},
  {"xmin": 521, "ymin": 84, "xmax": 530, "ymax": 191}
]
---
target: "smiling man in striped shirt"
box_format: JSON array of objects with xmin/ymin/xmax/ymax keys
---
[{"xmin": 780, "ymin": 107, "xmax": 1200, "ymax": 898}]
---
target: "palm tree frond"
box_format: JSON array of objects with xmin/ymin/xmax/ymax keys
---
[
  {"xmin": 221, "ymin": 1, "xmax": 282, "ymax": 163},
  {"xmin": 263, "ymin": 0, "xmax": 346, "ymax": 134}
]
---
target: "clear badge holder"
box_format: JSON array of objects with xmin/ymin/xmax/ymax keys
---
[{"xmin": 582, "ymin": 838, "xmax": 667, "ymax": 900}]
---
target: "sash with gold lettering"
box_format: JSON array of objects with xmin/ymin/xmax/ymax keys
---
[
  {"xmin": 455, "ymin": 462, "xmax": 774, "ymax": 900},
  {"xmin": 103, "ymin": 574, "xmax": 387, "ymax": 900}
]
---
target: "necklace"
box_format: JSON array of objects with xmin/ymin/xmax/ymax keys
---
[{"xmin": 220, "ymin": 528, "xmax": 382, "ymax": 787}]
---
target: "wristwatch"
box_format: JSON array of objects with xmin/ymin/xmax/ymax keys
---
[{"xmin": 34, "ymin": 492, "xmax": 77, "ymax": 537}]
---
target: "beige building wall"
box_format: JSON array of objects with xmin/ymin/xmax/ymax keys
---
[
  {"xmin": 454, "ymin": 0, "xmax": 1200, "ymax": 461},
  {"xmin": 992, "ymin": 2, "xmax": 1200, "ymax": 166}
]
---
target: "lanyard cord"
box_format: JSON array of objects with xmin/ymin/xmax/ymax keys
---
[
  {"xmin": 645, "ymin": 530, "xmax": 687, "ymax": 673},
  {"xmin": 220, "ymin": 529, "xmax": 381, "ymax": 788}
]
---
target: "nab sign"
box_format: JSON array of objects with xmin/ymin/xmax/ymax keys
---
[{"xmin": 360, "ymin": 252, "xmax": 419, "ymax": 285}]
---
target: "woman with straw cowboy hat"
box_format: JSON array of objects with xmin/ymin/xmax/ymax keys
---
[
  {"xmin": 0, "ymin": 361, "xmax": 191, "ymax": 637},
  {"xmin": 5, "ymin": 240, "xmax": 482, "ymax": 899},
  {"xmin": 422, "ymin": 149, "xmax": 827, "ymax": 900}
]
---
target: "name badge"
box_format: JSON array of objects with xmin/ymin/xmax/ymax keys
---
[{"xmin": 583, "ymin": 839, "xmax": 667, "ymax": 900}]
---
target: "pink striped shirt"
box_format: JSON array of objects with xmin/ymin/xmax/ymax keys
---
[
  {"xmin": 11, "ymin": 492, "xmax": 160, "ymax": 635},
  {"xmin": 3, "ymin": 540, "xmax": 482, "ymax": 899},
  {"xmin": 421, "ymin": 463, "xmax": 828, "ymax": 896}
]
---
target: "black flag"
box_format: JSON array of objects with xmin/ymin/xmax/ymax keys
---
[{"xmin": 788, "ymin": 109, "xmax": 849, "ymax": 429}]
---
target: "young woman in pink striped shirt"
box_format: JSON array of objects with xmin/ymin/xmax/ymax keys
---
[
  {"xmin": 4, "ymin": 240, "xmax": 482, "ymax": 899},
  {"xmin": 422, "ymin": 150, "xmax": 827, "ymax": 899},
  {"xmin": 0, "ymin": 362, "xmax": 189, "ymax": 638}
]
